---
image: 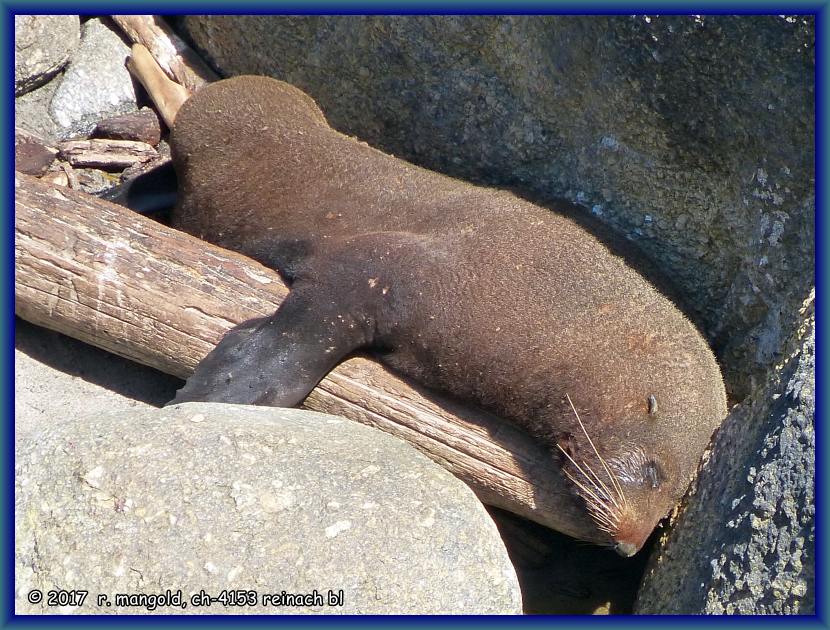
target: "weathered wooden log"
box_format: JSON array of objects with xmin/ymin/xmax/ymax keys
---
[
  {"xmin": 14, "ymin": 171, "xmax": 573, "ymax": 534},
  {"xmin": 126, "ymin": 44, "xmax": 190, "ymax": 128},
  {"xmin": 110, "ymin": 15, "xmax": 218, "ymax": 92},
  {"xmin": 58, "ymin": 139, "xmax": 158, "ymax": 170}
]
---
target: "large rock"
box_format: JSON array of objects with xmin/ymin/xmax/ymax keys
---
[
  {"xmin": 14, "ymin": 74, "xmax": 63, "ymax": 142},
  {"xmin": 48, "ymin": 18, "xmax": 139, "ymax": 139},
  {"xmin": 14, "ymin": 15, "xmax": 80, "ymax": 96},
  {"xmin": 14, "ymin": 319, "xmax": 179, "ymax": 450},
  {"xmin": 636, "ymin": 305, "xmax": 814, "ymax": 614},
  {"xmin": 15, "ymin": 402, "xmax": 521, "ymax": 614},
  {"xmin": 177, "ymin": 15, "xmax": 814, "ymax": 401}
]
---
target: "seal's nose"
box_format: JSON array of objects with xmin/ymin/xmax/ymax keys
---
[
  {"xmin": 612, "ymin": 509, "xmax": 653, "ymax": 557},
  {"xmin": 614, "ymin": 541, "xmax": 638, "ymax": 557}
]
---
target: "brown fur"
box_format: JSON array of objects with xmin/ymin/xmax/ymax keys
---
[{"xmin": 169, "ymin": 76, "xmax": 727, "ymax": 554}]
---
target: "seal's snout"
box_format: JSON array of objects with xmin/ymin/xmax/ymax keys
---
[
  {"xmin": 611, "ymin": 524, "xmax": 650, "ymax": 557},
  {"xmin": 611, "ymin": 505, "xmax": 659, "ymax": 556},
  {"xmin": 614, "ymin": 541, "xmax": 638, "ymax": 557}
]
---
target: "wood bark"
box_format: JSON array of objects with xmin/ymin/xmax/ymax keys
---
[
  {"xmin": 58, "ymin": 139, "xmax": 158, "ymax": 170},
  {"xmin": 110, "ymin": 15, "xmax": 218, "ymax": 92},
  {"xmin": 14, "ymin": 172, "xmax": 573, "ymax": 533},
  {"xmin": 126, "ymin": 44, "xmax": 190, "ymax": 128}
]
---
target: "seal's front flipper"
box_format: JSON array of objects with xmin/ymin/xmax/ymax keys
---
[
  {"xmin": 101, "ymin": 160, "xmax": 177, "ymax": 218},
  {"xmin": 169, "ymin": 285, "xmax": 374, "ymax": 407}
]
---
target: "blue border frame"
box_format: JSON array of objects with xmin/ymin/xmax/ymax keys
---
[
  {"xmin": 4, "ymin": 3, "xmax": 14, "ymax": 628},
  {"xmin": 816, "ymin": 1, "xmax": 826, "ymax": 626},
  {"xmin": 3, "ymin": 3, "xmax": 825, "ymax": 626},
  {"xmin": 0, "ymin": 2, "xmax": 828, "ymax": 14}
]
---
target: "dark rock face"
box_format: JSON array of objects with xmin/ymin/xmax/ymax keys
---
[
  {"xmin": 636, "ymin": 308, "xmax": 814, "ymax": 614},
  {"xmin": 92, "ymin": 109, "xmax": 163, "ymax": 147},
  {"xmin": 178, "ymin": 15, "xmax": 814, "ymax": 401}
]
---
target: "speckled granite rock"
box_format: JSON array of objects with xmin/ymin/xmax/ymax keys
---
[
  {"xmin": 15, "ymin": 403, "xmax": 521, "ymax": 614},
  {"xmin": 635, "ymin": 300, "xmax": 814, "ymax": 614},
  {"xmin": 14, "ymin": 15, "xmax": 79, "ymax": 96},
  {"xmin": 48, "ymin": 18, "xmax": 138, "ymax": 139},
  {"xmin": 13, "ymin": 320, "xmax": 174, "ymax": 453},
  {"xmin": 177, "ymin": 15, "xmax": 814, "ymax": 401},
  {"xmin": 14, "ymin": 75, "xmax": 63, "ymax": 142}
]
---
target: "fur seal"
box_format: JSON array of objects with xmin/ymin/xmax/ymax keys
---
[{"xmin": 150, "ymin": 76, "xmax": 727, "ymax": 556}]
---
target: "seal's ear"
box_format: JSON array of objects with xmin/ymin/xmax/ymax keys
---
[{"xmin": 100, "ymin": 160, "xmax": 177, "ymax": 219}]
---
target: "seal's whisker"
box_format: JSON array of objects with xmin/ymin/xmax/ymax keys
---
[
  {"xmin": 558, "ymin": 447, "xmax": 620, "ymax": 532},
  {"xmin": 579, "ymin": 458, "xmax": 623, "ymax": 512},
  {"xmin": 562, "ymin": 470, "xmax": 618, "ymax": 533},
  {"xmin": 565, "ymin": 394, "xmax": 629, "ymax": 511},
  {"xmin": 560, "ymin": 441, "xmax": 619, "ymax": 510},
  {"xmin": 565, "ymin": 453, "xmax": 607, "ymax": 502},
  {"xmin": 557, "ymin": 446, "xmax": 611, "ymax": 508},
  {"xmin": 566, "ymin": 473, "xmax": 618, "ymax": 536},
  {"xmin": 556, "ymin": 444, "xmax": 613, "ymax": 505}
]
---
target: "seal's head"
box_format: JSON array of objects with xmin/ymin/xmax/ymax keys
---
[{"xmin": 555, "ymin": 393, "xmax": 722, "ymax": 557}]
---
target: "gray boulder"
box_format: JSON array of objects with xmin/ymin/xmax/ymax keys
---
[
  {"xmin": 14, "ymin": 15, "xmax": 79, "ymax": 96},
  {"xmin": 15, "ymin": 402, "xmax": 521, "ymax": 614},
  {"xmin": 48, "ymin": 18, "xmax": 139, "ymax": 139},
  {"xmin": 14, "ymin": 319, "xmax": 177, "ymax": 450},
  {"xmin": 14, "ymin": 67, "xmax": 64, "ymax": 142}
]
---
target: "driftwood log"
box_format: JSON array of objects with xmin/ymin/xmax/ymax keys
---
[
  {"xmin": 58, "ymin": 138, "xmax": 159, "ymax": 170},
  {"xmin": 110, "ymin": 15, "xmax": 218, "ymax": 92},
  {"xmin": 14, "ymin": 172, "xmax": 574, "ymax": 533},
  {"xmin": 126, "ymin": 44, "xmax": 191, "ymax": 128},
  {"xmin": 111, "ymin": 14, "xmax": 217, "ymax": 128}
]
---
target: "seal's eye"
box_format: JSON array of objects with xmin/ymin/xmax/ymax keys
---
[
  {"xmin": 643, "ymin": 458, "xmax": 662, "ymax": 489},
  {"xmin": 647, "ymin": 394, "xmax": 658, "ymax": 416}
]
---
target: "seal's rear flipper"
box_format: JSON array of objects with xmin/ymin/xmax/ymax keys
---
[
  {"xmin": 101, "ymin": 160, "xmax": 177, "ymax": 219},
  {"xmin": 168, "ymin": 283, "xmax": 375, "ymax": 407}
]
